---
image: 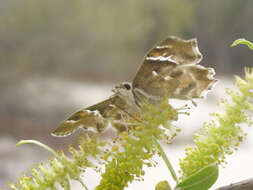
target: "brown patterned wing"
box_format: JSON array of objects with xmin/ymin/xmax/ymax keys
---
[
  {"xmin": 51, "ymin": 96, "xmax": 131, "ymax": 137},
  {"xmin": 132, "ymin": 36, "xmax": 217, "ymax": 102}
]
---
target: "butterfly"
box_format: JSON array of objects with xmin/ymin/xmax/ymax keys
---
[{"xmin": 52, "ymin": 36, "xmax": 217, "ymax": 137}]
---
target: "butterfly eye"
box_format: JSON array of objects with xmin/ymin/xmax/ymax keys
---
[{"xmin": 123, "ymin": 83, "xmax": 131, "ymax": 90}]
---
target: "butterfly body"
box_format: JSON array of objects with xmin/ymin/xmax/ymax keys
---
[{"xmin": 52, "ymin": 36, "xmax": 217, "ymax": 137}]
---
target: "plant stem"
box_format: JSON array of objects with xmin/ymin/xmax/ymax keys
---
[
  {"xmin": 17, "ymin": 140, "xmax": 60, "ymax": 159},
  {"xmin": 78, "ymin": 179, "xmax": 89, "ymax": 190},
  {"xmin": 152, "ymin": 137, "xmax": 179, "ymax": 183}
]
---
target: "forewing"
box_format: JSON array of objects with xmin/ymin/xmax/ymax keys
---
[
  {"xmin": 132, "ymin": 36, "xmax": 217, "ymax": 101},
  {"xmin": 52, "ymin": 96, "xmax": 130, "ymax": 137}
]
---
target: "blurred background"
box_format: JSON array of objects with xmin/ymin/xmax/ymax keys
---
[{"xmin": 0, "ymin": 0, "xmax": 253, "ymax": 189}]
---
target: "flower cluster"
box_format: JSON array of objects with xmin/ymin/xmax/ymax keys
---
[
  {"xmin": 96, "ymin": 99, "xmax": 180, "ymax": 190},
  {"xmin": 179, "ymin": 68, "xmax": 253, "ymax": 178},
  {"xmin": 9, "ymin": 137, "xmax": 106, "ymax": 190}
]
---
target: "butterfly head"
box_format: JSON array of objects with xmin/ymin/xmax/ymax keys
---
[
  {"xmin": 113, "ymin": 82, "xmax": 132, "ymax": 93},
  {"xmin": 112, "ymin": 82, "xmax": 136, "ymax": 102}
]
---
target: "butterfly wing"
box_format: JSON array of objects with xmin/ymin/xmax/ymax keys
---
[
  {"xmin": 52, "ymin": 96, "xmax": 131, "ymax": 137},
  {"xmin": 132, "ymin": 36, "xmax": 217, "ymax": 102}
]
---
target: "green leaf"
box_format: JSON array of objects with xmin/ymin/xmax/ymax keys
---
[
  {"xmin": 231, "ymin": 38, "xmax": 253, "ymax": 50},
  {"xmin": 175, "ymin": 163, "xmax": 218, "ymax": 190}
]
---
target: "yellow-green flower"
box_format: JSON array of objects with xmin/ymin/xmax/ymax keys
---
[{"xmin": 179, "ymin": 68, "xmax": 253, "ymax": 179}]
